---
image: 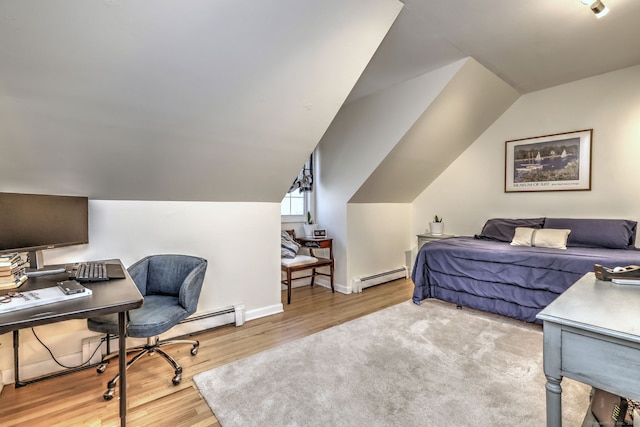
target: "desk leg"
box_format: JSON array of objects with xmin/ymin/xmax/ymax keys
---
[
  {"xmin": 542, "ymin": 322, "xmax": 563, "ymax": 427},
  {"xmin": 13, "ymin": 330, "xmax": 22, "ymax": 387},
  {"xmin": 119, "ymin": 311, "xmax": 127, "ymax": 427},
  {"xmin": 545, "ymin": 375, "xmax": 563, "ymax": 427}
]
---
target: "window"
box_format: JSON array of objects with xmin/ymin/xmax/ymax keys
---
[
  {"xmin": 281, "ymin": 188, "xmax": 307, "ymax": 216},
  {"xmin": 281, "ymin": 154, "xmax": 313, "ymax": 221}
]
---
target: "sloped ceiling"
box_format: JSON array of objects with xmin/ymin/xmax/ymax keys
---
[
  {"xmin": 349, "ymin": 59, "xmax": 520, "ymax": 203},
  {"xmin": 348, "ymin": 0, "xmax": 640, "ymax": 102},
  {"xmin": 340, "ymin": 0, "xmax": 640, "ymax": 202},
  {"xmin": 0, "ymin": 0, "xmax": 402, "ymax": 202},
  {"xmin": 2, "ymin": 1, "xmax": 639, "ymax": 205}
]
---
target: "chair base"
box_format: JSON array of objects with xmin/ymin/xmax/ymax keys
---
[{"xmin": 97, "ymin": 336, "xmax": 199, "ymax": 400}]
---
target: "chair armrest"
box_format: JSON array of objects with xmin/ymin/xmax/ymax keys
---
[
  {"xmin": 127, "ymin": 257, "xmax": 150, "ymax": 295},
  {"xmin": 178, "ymin": 260, "xmax": 208, "ymax": 315}
]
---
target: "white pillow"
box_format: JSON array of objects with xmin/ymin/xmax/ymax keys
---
[
  {"xmin": 511, "ymin": 227, "xmax": 571, "ymax": 249},
  {"xmin": 511, "ymin": 227, "xmax": 536, "ymax": 246},
  {"xmin": 281, "ymin": 255, "xmax": 318, "ymax": 267}
]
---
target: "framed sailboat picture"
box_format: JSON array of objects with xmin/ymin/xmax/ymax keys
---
[{"xmin": 504, "ymin": 129, "xmax": 592, "ymax": 193}]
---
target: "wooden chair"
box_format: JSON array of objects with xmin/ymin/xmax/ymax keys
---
[{"xmin": 281, "ymin": 230, "xmax": 334, "ymax": 304}]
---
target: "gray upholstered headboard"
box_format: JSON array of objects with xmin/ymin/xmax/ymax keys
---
[{"xmin": 476, "ymin": 217, "xmax": 637, "ymax": 249}]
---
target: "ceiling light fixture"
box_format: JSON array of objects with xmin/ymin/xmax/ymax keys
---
[{"xmin": 581, "ymin": 0, "xmax": 610, "ymax": 18}]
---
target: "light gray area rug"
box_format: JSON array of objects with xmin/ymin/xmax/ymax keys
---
[{"xmin": 194, "ymin": 300, "xmax": 590, "ymax": 426}]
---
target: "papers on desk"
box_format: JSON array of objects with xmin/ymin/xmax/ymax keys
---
[
  {"xmin": 0, "ymin": 286, "xmax": 92, "ymax": 313},
  {"xmin": 611, "ymin": 278, "xmax": 640, "ymax": 286}
]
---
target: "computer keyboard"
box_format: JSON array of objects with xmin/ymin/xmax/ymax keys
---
[{"xmin": 74, "ymin": 261, "xmax": 109, "ymax": 282}]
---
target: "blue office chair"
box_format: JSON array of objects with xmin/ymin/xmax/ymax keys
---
[{"xmin": 87, "ymin": 254, "xmax": 208, "ymax": 400}]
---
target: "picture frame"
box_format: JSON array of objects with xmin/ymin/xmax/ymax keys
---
[
  {"xmin": 504, "ymin": 129, "xmax": 592, "ymax": 193},
  {"xmin": 313, "ymin": 229, "xmax": 327, "ymax": 238}
]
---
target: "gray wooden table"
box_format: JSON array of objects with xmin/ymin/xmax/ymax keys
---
[{"xmin": 537, "ymin": 272, "xmax": 640, "ymax": 426}]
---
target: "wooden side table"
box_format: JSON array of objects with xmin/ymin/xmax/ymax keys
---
[
  {"xmin": 417, "ymin": 233, "xmax": 454, "ymax": 248},
  {"xmin": 296, "ymin": 236, "xmax": 333, "ymax": 260}
]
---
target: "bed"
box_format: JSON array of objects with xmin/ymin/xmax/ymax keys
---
[{"xmin": 411, "ymin": 217, "xmax": 640, "ymax": 323}]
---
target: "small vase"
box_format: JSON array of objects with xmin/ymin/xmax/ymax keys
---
[
  {"xmin": 303, "ymin": 224, "xmax": 317, "ymax": 237},
  {"xmin": 429, "ymin": 222, "xmax": 444, "ymax": 236}
]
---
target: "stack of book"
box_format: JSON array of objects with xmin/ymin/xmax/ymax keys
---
[{"xmin": 0, "ymin": 253, "xmax": 28, "ymax": 290}]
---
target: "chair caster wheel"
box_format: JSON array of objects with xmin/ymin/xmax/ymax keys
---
[
  {"xmin": 172, "ymin": 374, "xmax": 181, "ymax": 385},
  {"xmin": 191, "ymin": 342, "xmax": 199, "ymax": 356},
  {"xmin": 97, "ymin": 363, "xmax": 107, "ymax": 374},
  {"xmin": 103, "ymin": 389, "xmax": 115, "ymax": 400}
]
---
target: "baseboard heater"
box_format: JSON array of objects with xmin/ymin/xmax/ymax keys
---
[
  {"xmin": 95, "ymin": 304, "xmax": 246, "ymax": 365},
  {"xmin": 160, "ymin": 304, "xmax": 245, "ymax": 340},
  {"xmin": 184, "ymin": 304, "xmax": 244, "ymax": 325},
  {"xmin": 352, "ymin": 266, "xmax": 407, "ymax": 293}
]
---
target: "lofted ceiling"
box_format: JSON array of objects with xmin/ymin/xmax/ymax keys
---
[
  {"xmin": 348, "ymin": 0, "xmax": 640, "ymax": 102},
  {"xmin": 350, "ymin": 58, "xmax": 520, "ymax": 203},
  {"xmin": 0, "ymin": 0, "xmax": 402, "ymax": 202},
  {"xmin": 1, "ymin": 0, "xmax": 639, "ymax": 203}
]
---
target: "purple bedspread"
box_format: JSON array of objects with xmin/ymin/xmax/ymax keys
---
[{"xmin": 412, "ymin": 236, "xmax": 640, "ymax": 323}]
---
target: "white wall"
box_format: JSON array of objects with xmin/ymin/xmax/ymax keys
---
[
  {"xmin": 1, "ymin": 200, "xmax": 282, "ymax": 378},
  {"xmin": 317, "ymin": 60, "xmax": 465, "ymax": 287},
  {"xmin": 347, "ymin": 203, "xmax": 410, "ymax": 289},
  {"xmin": 412, "ymin": 64, "xmax": 640, "ymax": 246}
]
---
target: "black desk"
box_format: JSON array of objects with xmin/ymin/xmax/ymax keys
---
[{"xmin": 0, "ymin": 260, "xmax": 143, "ymax": 426}]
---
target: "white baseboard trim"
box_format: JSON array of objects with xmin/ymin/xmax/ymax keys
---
[
  {"xmin": 246, "ymin": 303, "xmax": 283, "ymax": 321},
  {"xmin": 312, "ymin": 278, "xmax": 349, "ymax": 295}
]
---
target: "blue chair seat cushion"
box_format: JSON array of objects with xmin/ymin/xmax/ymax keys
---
[{"xmin": 87, "ymin": 295, "xmax": 190, "ymax": 338}]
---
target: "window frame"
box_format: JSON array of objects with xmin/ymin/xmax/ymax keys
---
[
  {"xmin": 281, "ymin": 188, "xmax": 312, "ymax": 223},
  {"xmin": 281, "ymin": 152, "xmax": 315, "ymax": 223}
]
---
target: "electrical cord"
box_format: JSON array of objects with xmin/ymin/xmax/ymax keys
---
[{"xmin": 31, "ymin": 327, "xmax": 107, "ymax": 369}]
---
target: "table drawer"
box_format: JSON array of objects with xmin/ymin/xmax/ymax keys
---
[{"xmin": 561, "ymin": 330, "xmax": 640, "ymax": 400}]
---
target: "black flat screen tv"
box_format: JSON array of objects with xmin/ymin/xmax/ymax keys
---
[{"xmin": 0, "ymin": 192, "xmax": 89, "ymax": 269}]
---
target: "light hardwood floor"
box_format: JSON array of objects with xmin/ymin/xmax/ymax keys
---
[{"xmin": 0, "ymin": 278, "xmax": 414, "ymax": 426}]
